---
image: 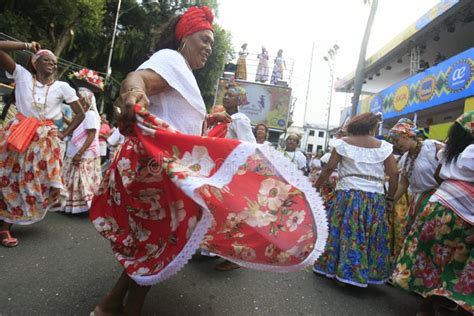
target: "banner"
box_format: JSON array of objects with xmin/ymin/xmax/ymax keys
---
[
  {"xmin": 214, "ymin": 79, "xmax": 292, "ymax": 130},
  {"xmin": 358, "ymin": 48, "xmax": 474, "ymax": 119}
]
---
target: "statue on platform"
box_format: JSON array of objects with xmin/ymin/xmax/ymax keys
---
[
  {"xmin": 255, "ymin": 46, "xmax": 269, "ymax": 83},
  {"xmin": 235, "ymin": 43, "xmax": 248, "ymax": 80},
  {"xmin": 271, "ymin": 49, "xmax": 286, "ymax": 85}
]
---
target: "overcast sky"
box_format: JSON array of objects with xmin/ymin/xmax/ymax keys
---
[{"xmin": 216, "ymin": 0, "xmax": 439, "ymax": 127}]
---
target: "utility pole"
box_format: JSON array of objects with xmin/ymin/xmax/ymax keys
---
[{"xmin": 302, "ymin": 42, "xmax": 315, "ymax": 152}]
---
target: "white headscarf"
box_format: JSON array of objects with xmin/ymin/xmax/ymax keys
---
[
  {"xmin": 78, "ymin": 87, "xmax": 98, "ymax": 113},
  {"xmin": 32, "ymin": 49, "xmax": 55, "ymax": 64}
]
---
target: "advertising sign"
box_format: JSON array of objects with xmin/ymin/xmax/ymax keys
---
[
  {"xmin": 214, "ymin": 79, "xmax": 292, "ymax": 130},
  {"xmin": 358, "ymin": 48, "xmax": 474, "ymax": 119}
]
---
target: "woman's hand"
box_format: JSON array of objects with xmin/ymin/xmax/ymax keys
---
[
  {"xmin": 26, "ymin": 41, "xmax": 41, "ymax": 53},
  {"xmin": 57, "ymin": 131, "xmax": 65, "ymax": 140},
  {"xmin": 211, "ymin": 112, "xmax": 232, "ymax": 124},
  {"xmin": 114, "ymin": 88, "xmax": 149, "ymax": 136},
  {"xmin": 72, "ymin": 152, "xmax": 82, "ymax": 166}
]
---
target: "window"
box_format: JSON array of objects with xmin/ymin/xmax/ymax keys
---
[
  {"xmin": 318, "ymin": 131, "xmax": 324, "ymax": 138},
  {"xmin": 316, "ymin": 145, "xmax": 322, "ymax": 153},
  {"xmin": 307, "ymin": 144, "xmax": 313, "ymax": 152},
  {"xmin": 309, "ymin": 130, "xmax": 315, "ymax": 136}
]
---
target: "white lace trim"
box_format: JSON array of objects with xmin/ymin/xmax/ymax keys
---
[
  {"xmin": 334, "ymin": 139, "xmax": 393, "ymax": 163},
  {"xmin": 130, "ymin": 142, "xmax": 328, "ymax": 285}
]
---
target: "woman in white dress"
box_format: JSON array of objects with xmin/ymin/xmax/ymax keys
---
[
  {"xmin": 255, "ymin": 46, "xmax": 269, "ymax": 83},
  {"xmin": 313, "ymin": 112, "xmax": 398, "ymax": 287},
  {"xmin": 388, "ymin": 118, "xmax": 443, "ymax": 238},
  {"xmin": 62, "ymin": 87, "xmax": 101, "ymax": 214},
  {"xmin": 0, "ymin": 41, "xmax": 84, "ymax": 247}
]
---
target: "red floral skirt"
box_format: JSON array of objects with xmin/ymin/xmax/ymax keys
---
[
  {"xmin": 90, "ymin": 105, "xmax": 327, "ymax": 285},
  {"xmin": 0, "ymin": 120, "xmax": 63, "ymax": 224}
]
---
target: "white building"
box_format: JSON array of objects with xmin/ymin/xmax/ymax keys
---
[{"xmin": 286, "ymin": 123, "xmax": 337, "ymax": 154}]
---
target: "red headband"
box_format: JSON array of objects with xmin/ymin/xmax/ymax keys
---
[{"xmin": 175, "ymin": 6, "xmax": 214, "ymax": 42}]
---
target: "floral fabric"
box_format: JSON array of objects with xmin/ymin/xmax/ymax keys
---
[
  {"xmin": 392, "ymin": 202, "xmax": 474, "ymax": 313},
  {"xmin": 90, "ymin": 105, "xmax": 327, "ymax": 286},
  {"xmin": 392, "ymin": 192, "xmax": 412, "ymax": 258},
  {"xmin": 0, "ymin": 120, "xmax": 63, "ymax": 224},
  {"xmin": 313, "ymin": 189, "xmax": 391, "ymax": 287},
  {"xmin": 62, "ymin": 156, "xmax": 102, "ymax": 214}
]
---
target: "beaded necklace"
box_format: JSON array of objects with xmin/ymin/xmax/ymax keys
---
[
  {"xmin": 402, "ymin": 141, "xmax": 423, "ymax": 178},
  {"xmin": 32, "ymin": 76, "xmax": 53, "ymax": 120}
]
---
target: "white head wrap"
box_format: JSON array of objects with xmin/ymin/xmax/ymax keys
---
[
  {"xmin": 32, "ymin": 49, "xmax": 55, "ymax": 64},
  {"xmin": 78, "ymin": 87, "xmax": 98, "ymax": 113}
]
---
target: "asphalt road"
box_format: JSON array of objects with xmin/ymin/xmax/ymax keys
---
[{"xmin": 0, "ymin": 212, "xmax": 423, "ymax": 316}]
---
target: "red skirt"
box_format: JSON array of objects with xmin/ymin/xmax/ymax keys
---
[{"xmin": 90, "ymin": 105, "xmax": 327, "ymax": 285}]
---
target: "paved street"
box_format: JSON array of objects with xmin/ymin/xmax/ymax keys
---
[{"xmin": 1, "ymin": 212, "xmax": 423, "ymax": 316}]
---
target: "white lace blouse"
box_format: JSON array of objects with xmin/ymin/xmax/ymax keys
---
[
  {"xmin": 334, "ymin": 139, "xmax": 393, "ymax": 194},
  {"xmin": 398, "ymin": 139, "xmax": 442, "ymax": 193},
  {"xmin": 137, "ymin": 49, "xmax": 206, "ymax": 136}
]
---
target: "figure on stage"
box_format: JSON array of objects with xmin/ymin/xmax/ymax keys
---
[
  {"xmin": 235, "ymin": 43, "xmax": 248, "ymax": 80},
  {"xmin": 270, "ymin": 49, "xmax": 286, "ymax": 85},
  {"xmin": 255, "ymin": 46, "xmax": 269, "ymax": 83}
]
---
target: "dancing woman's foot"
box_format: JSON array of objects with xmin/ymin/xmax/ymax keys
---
[{"xmin": 214, "ymin": 260, "xmax": 241, "ymax": 271}]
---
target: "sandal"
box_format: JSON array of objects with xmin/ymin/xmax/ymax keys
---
[
  {"xmin": 0, "ymin": 230, "xmax": 18, "ymax": 248},
  {"xmin": 214, "ymin": 260, "xmax": 241, "ymax": 271}
]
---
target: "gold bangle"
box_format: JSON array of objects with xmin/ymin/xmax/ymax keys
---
[{"xmin": 125, "ymin": 87, "xmax": 144, "ymax": 93}]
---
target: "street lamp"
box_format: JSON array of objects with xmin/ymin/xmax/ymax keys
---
[
  {"xmin": 323, "ymin": 44, "xmax": 339, "ymax": 151},
  {"xmin": 106, "ymin": 0, "xmax": 159, "ymax": 78},
  {"xmin": 102, "ymin": 0, "xmax": 158, "ymax": 112}
]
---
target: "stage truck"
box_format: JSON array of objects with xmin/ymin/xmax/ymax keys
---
[{"xmin": 213, "ymin": 78, "xmax": 292, "ymax": 144}]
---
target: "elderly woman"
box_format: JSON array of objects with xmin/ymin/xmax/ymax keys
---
[
  {"xmin": 389, "ymin": 118, "xmax": 443, "ymax": 238},
  {"xmin": 62, "ymin": 86, "xmax": 101, "ymax": 214},
  {"xmin": 90, "ymin": 7, "xmax": 327, "ymax": 315},
  {"xmin": 392, "ymin": 111, "xmax": 474, "ymax": 315},
  {"xmin": 255, "ymin": 123, "xmax": 271, "ymax": 145},
  {"xmin": 0, "ymin": 41, "xmax": 84, "ymax": 247},
  {"xmin": 313, "ymin": 113, "xmax": 398, "ymax": 287},
  {"xmin": 282, "ymin": 134, "xmax": 307, "ymax": 171}
]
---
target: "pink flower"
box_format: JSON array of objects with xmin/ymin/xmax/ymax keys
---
[{"xmin": 454, "ymin": 262, "xmax": 474, "ymax": 295}]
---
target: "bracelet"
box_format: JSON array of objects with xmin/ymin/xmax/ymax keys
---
[
  {"xmin": 24, "ymin": 42, "xmax": 32, "ymax": 50},
  {"xmin": 125, "ymin": 87, "xmax": 145, "ymax": 93}
]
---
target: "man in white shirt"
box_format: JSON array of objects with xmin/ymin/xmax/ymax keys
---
[{"xmin": 222, "ymin": 81, "xmax": 256, "ymax": 143}]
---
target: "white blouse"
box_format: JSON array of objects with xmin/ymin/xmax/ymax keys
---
[
  {"xmin": 6, "ymin": 64, "xmax": 78, "ymax": 120},
  {"xmin": 137, "ymin": 49, "xmax": 206, "ymax": 136},
  {"xmin": 399, "ymin": 139, "xmax": 442, "ymax": 193},
  {"xmin": 334, "ymin": 139, "xmax": 393, "ymax": 194},
  {"xmin": 66, "ymin": 110, "xmax": 100, "ymax": 158},
  {"xmin": 438, "ymin": 144, "xmax": 474, "ymax": 182},
  {"xmin": 225, "ymin": 112, "xmax": 256, "ymax": 143},
  {"xmin": 284, "ymin": 150, "xmax": 307, "ymax": 170}
]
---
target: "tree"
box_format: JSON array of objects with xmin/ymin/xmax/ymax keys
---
[
  {"xmin": 351, "ymin": 0, "xmax": 378, "ymax": 117},
  {"xmin": 0, "ymin": 0, "xmax": 106, "ymax": 57},
  {"xmin": 0, "ymin": 0, "xmax": 233, "ymax": 112}
]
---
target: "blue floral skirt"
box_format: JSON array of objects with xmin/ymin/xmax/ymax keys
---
[{"xmin": 313, "ymin": 189, "xmax": 391, "ymax": 287}]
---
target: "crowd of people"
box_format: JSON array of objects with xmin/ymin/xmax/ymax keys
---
[{"xmin": 0, "ymin": 5, "xmax": 472, "ymax": 316}]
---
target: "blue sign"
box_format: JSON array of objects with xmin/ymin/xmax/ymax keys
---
[{"xmin": 358, "ymin": 48, "xmax": 474, "ymax": 120}]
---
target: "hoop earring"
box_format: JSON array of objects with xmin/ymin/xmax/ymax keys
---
[{"xmin": 179, "ymin": 41, "xmax": 187, "ymax": 53}]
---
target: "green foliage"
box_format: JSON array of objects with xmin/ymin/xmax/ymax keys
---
[{"xmin": 0, "ymin": 0, "xmax": 233, "ymax": 112}]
